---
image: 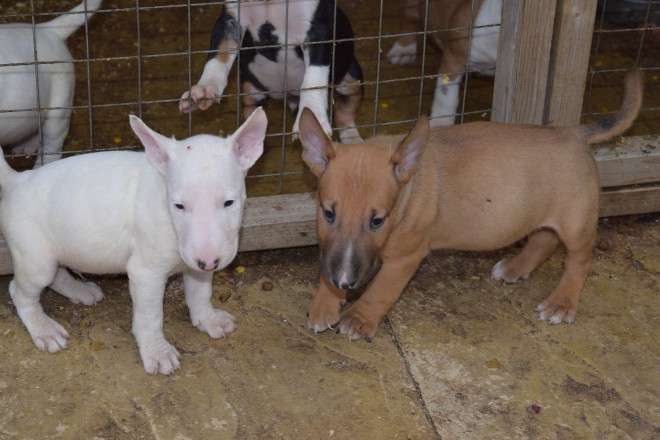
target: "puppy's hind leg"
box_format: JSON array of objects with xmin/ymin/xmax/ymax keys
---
[
  {"xmin": 333, "ymin": 59, "xmax": 363, "ymax": 144},
  {"xmin": 491, "ymin": 229, "xmax": 560, "ymax": 283},
  {"xmin": 10, "ymin": 264, "xmax": 69, "ymax": 352},
  {"xmin": 537, "ymin": 228, "xmax": 595, "ymax": 325},
  {"xmin": 49, "ymin": 267, "xmax": 104, "ymax": 306}
]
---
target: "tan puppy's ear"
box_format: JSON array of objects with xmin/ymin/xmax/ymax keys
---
[
  {"xmin": 391, "ymin": 115, "xmax": 430, "ymax": 185},
  {"xmin": 299, "ymin": 107, "xmax": 336, "ymax": 177}
]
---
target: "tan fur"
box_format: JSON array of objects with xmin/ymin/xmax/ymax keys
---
[
  {"xmin": 299, "ymin": 71, "xmax": 643, "ymax": 341},
  {"xmin": 395, "ymin": 0, "xmax": 487, "ymax": 78}
]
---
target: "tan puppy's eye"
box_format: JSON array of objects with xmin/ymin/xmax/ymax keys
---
[
  {"xmin": 322, "ymin": 206, "xmax": 335, "ymax": 224},
  {"xmin": 370, "ymin": 215, "xmax": 385, "ymax": 230}
]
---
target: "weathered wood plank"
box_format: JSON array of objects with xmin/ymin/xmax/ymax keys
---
[
  {"xmin": 1, "ymin": 182, "xmax": 656, "ymax": 276},
  {"xmin": 0, "ymin": 238, "xmax": 12, "ymax": 276},
  {"xmin": 599, "ymin": 185, "xmax": 660, "ymax": 217},
  {"xmin": 595, "ymin": 135, "xmax": 660, "ymax": 187},
  {"xmin": 546, "ymin": 0, "xmax": 598, "ymax": 126},
  {"xmin": 239, "ymin": 192, "xmax": 317, "ymax": 252},
  {"xmin": 492, "ymin": 0, "xmax": 557, "ymax": 124}
]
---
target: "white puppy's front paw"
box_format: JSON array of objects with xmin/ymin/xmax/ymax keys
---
[
  {"xmin": 28, "ymin": 313, "xmax": 70, "ymax": 353},
  {"xmin": 387, "ymin": 41, "xmax": 417, "ymax": 65},
  {"xmin": 140, "ymin": 340, "xmax": 181, "ymax": 375},
  {"xmin": 192, "ymin": 309, "xmax": 236, "ymax": 339}
]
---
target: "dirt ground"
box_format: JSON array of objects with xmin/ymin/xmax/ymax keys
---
[
  {"xmin": 0, "ymin": 1, "xmax": 659, "ymax": 439},
  {"xmin": 0, "ymin": 215, "xmax": 658, "ymax": 439}
]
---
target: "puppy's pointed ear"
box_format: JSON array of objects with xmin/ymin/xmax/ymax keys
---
[
  {"xmin": 299, "ymin": 107, "xmax": 336, "ymax": 178},
  {"xmin": 129, "ymin": 115, "xmax": 173, "ymax": 174},
  {"xmin": 391, "ymin": 115, "xmax": 430, "ymax": 185},
  {"xmin": 232, "ymin": 107, "xmax": 267, "ymax": 171}
]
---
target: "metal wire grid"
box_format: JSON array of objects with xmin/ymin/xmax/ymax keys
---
[
  {"xmin": 1, "ymin": 0, "xmax": 658, "ymax": 194},
  {"xmin": 586, "ymin": 0, "xmax": 660, "ymax": 125}
]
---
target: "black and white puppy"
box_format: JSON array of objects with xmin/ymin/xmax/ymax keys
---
[{"xmin": 179, "ymin": 0, "xmax": 363, "ymax": 143}]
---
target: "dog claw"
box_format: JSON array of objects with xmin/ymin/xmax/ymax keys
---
[
  {"xmin": 192, "ymin": 309, "xmax": 236, "ymax": 339},
  {"xmin": 141, "ymin": 342, "xmax": 181, "ymax": 375},
  {"xmin": 538, "ymin": 306, "xmax": 575, "ymax": 325},
  {"xmin": 309, "ymin": 321, "xmax": 334, "ymax": 334}
]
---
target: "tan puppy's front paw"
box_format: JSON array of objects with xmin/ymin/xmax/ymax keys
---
[
  {"xmin": 536, "ymin": 291, "xmax": 578, "ymax": 324},
  {"xmin": 337, "ymin": 305, "xmax": 379, "ymax": 342},
  {"xmin": 308, "ymin": 293, "xmax": 342, "ymax": 334}
]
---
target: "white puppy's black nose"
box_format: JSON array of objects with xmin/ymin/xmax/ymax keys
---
[{"xmin": 197, "ymin": 258, "xmax": 220, "ymax": 271}]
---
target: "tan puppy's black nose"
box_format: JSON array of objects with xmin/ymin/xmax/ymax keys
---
[{"xmin": 332, "ymin": 274, "xmax": 357, "ymax": 290}]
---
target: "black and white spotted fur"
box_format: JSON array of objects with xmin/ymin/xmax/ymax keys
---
[{"xmin": 180, "ymin": 0, "xmax": 363, "ymax": 143}]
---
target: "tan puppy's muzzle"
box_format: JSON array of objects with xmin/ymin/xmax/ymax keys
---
[{"xmin": 320, "ymin": 237, "xmax": 383, "ymax": 290}]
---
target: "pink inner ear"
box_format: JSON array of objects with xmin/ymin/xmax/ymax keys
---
[
  {"xmin": 129, "ymin": 116, "xmax": 171, "ymax": 170},
  {"xmin": 235, "ymin": 129, "xmax": 264, "ymax": 162},
  {"xmin": 233, "ymin": 108, "xmax": 267, "ymax": 164}
]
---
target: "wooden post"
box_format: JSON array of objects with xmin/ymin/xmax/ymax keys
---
[
  {"xmin": 546, "ymin": 0, "xmax": 599, "ymax": 125},
  {"xmin": 491, "ymin": 0, "xmax": 557, "ymax": 124},
  {"xmin": 492, "ymin": 0, "xmax": 598, "ymax": 126}
]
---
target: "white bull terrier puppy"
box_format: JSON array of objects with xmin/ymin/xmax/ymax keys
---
[
  {"xmin": 0, "ymin": 0, "xmax": 102, "ymax": 167},
  {"xmin": 0, "ymin": 107, "xmax": 267, "ymax": 375}
]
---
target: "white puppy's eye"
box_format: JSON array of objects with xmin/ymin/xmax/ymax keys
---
[
  {"xmin": 224, "ymin": 200, "xmax": 234, "ymax": 208},
  {"xmin": 174, "ymin": 203, "xmax": 185, "ymax": 210}
]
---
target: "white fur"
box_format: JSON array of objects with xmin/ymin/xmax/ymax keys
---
[
  {"xmin": 386, "ymin": 40, "xmax": 418, "ymax": 65},
  {"xmin": 0, "ymin": 0, "xmax": 102, "ymax": 167},
  {"xmin": 430, "ymin": 74, "xmax": 463, "ymax": 127},
  {"xmin": 430, "ymin": 0, "xmax": 500, "ymax": 127},
  {"xmin": 293, "ymin": 64, "xmax": 332, "ymax": 139},
  {"xmin": 0, "ymin": 108, "xmax": 267, "ymax": 375}
]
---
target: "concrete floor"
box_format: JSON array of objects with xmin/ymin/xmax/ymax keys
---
[{"xmin": 0, "ymin": 216, "xmax": 657, "ymax": 439}]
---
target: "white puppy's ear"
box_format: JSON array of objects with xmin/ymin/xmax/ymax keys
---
[
  {"xmin": 129, "ymin": 115, "xmax": 173, "ymax": 174},
  {"xmin": 391, "ymin": 115, "xmax": 430, "ymax": 185},
  {"xmin": 299, "ymin": 107, "xmax": 335, "ymax": 178},
  {"xmin": 231, "ymin": 107, "xmax": 267, "ymax": 171}
]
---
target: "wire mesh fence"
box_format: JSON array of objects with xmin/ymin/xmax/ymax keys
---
[{"xmin": 1, "ymin": 0, "xmax": 658, "ymax": 197}]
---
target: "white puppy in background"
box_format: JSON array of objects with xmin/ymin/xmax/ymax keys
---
[{"xmin": 0, "ymin": 0, "xmax": 102, "ymax": 167}]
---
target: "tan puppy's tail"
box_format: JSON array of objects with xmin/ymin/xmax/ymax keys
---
[{"xmin": 583, "ymin": 70, "xmax": 643, "ymax": 145}]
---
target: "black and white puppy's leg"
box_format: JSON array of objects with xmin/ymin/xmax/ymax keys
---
[
  {"xmin": 333, "ymin": 57, "xmax": 363, "ymax": 143},
  {"xmin": 292, "ymin": 13, "xmax": 334, "ymax": 139},
  {"xmin": 180, "ymin": 9, "xmax": 241, "ymax": 113}
]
